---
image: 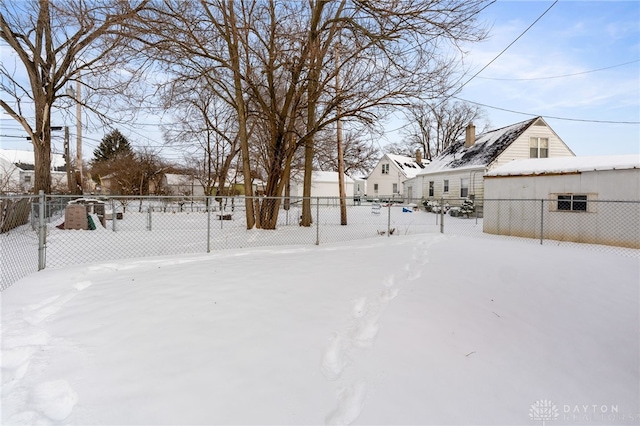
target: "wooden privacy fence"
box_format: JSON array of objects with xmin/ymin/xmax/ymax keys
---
[{"xmin": 0, "ymin": 197, "xmax": 32, "ymax": 233}]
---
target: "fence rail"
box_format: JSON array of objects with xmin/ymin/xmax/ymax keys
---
[{"xmin": 1, "ymin": 193, "xmax": 638, "ymax": 291}]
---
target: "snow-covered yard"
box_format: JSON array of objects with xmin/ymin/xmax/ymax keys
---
[{"xmin": 1, "ymin": 232, "xmax": 638, "ymax": 425}]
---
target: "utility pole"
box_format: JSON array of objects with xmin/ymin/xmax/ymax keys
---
[
  {"xmin": 64, "ymin": 126, "xmax": 73, "ymax": 193},
  {"xmin": 67, "ymin": 80, "xmax": 83, "ymax": 194},
  {"xmin": 335, "ymin": 43, "xmax": 347, "ymax": 225},
  {"xmin": 75, "ymin": 80, "xmax": 83, "ymax": 194}
]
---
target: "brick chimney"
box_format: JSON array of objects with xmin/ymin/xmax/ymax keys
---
[
  {"xmin": 465, "ymin": 123, "xmax": 476, "ymax": 148},
  {"xmin": 415, "ymin": 149, "xmax": 422, "ymax": 165}
]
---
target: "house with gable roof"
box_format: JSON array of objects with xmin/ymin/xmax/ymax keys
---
[
  {"xmin": 367, "ymin": 152, "xmax": 427, "ymax": 200},
  {"xmin": 403, "ymin": 117, "xmax": 575, "ymax": 204},
  {"xmin": 0, "ymin": 149, "xmax": 68, "ymax": 194}
]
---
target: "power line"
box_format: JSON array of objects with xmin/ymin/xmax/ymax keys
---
[
  {"xmin": 458, "ymin": 0, "xmax": 558, "ymax": 91},
  {"xmin": 453, "ymin": 96, "xmax": 640, "ymax": 124},
  {"xmin": 477, "ymin": 59, "xmax": 640, "ymax": 81}
]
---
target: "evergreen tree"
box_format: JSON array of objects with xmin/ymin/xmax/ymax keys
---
[
  {"xmin": 93, "ymin": 129, "xmax": 133, "ymax": 163},
  {"xmin": 460, "ymin": 198, "xmax": 475, "ymax": 218}
]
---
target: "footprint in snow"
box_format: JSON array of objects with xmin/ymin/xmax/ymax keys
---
[
  {"xmin": 5, "ymin": 410, "xmax": 51, "ymax": 426},
  {"xmin": 382, "ymin": 275, "xmax": 395, "ymax": 288},
  {"xmin": 350, "ymin": 311, "xmax": 381, "ymax": 348},
  {"xmin": 22, "ymin": 281, "xmax": 92, "ymax": 325},
  {"xmin": 30, "ymin": 380, "xmax": 78, "ymax": 422},
  {"xmin": 23, "ymin": 293, "xmax": 77, "ymax": 325},
  {"xmin": 74, "ymin": 280, "xmax": 92, "ymax": 291},
  {"xmin": 351, "ymin": 297, "xmax": 367, "ymax": 319},
  {"xmin": 378, "ymin": 287, "xmax": 398, "ymax": 302},
  {"xmin": 407, "ymin": 268, "xmax": 422, "ymax": 281},
  {"xmin": 321, "ymin": 333, "xmax": 351, "ymax": 381},
  {"xmin": 325, "ymin": 381, "xmax": 368, "ymax": 426}
]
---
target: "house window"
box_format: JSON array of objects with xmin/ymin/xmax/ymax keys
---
[
  {"xmin": 443, "ymin": 179, "xmax": 449, "ymax": 193},
  {"xmin": 428, "ymin": 181, "xmax": 434, "ymax": 197},
  {"xmin": 24, "ymin": 175, "xmax": 31, "ymax": 183},
  {"xmin": 530, "ymin": 137, "xmax": 549, "ymax": 158},
  {"xmin": 460, "ymin": 178, "xmax": 469, "ymax": 198},
  {"xmin": 381, "ymin": 164, "xmax": 389, "ymax": 174},
  {"xmin": 557, "ymin": 194, "xmax": 588, "ymax": 211},
  {"xmin": 392, "ymin": 183, "xmax": 398, "ymax": 193},
  {"xmin": 374, "ymin": 183, "xmax": 379, "ymax": 193}
]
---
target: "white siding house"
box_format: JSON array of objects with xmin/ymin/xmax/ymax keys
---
[
  {"xmin": 404, "ymin": 117, "xmax": 574, "ymax": 204},
  {"xmin": 367, "ymin": 153, "xmax": 426, "ymax": 200},
  {"xmin": 0, "ymin": 149, "xmax": 67, "ymax": 193},
  {"xmin": 161, "ymin": 170, "xmax": 266, "ymax": 197},
  {"xmin": 163, "ymin": 174, "xmax": 206, "ymax": 196},
  {"xmin": 290, "ymin": 171, "xmax": 354, "ymax": 198},
  {"xmin": 353, "ymin": 177, "xmax": 366, "ymax": 200},
  {"xmin": 483, "ymin": 155, "xmax": 640, "ymax": 248}
]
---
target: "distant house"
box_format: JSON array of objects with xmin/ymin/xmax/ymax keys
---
[
  {"xmin": 352, "ymin": 177, "xmax": 366, "ymax": 200},
  {"xmin": 0, "ymin": 149, "xmax": 67, "ymax": 193},
  {"xmin": 404, "ymin": 117, "xmax": 574, "ymax": 204},
  {"xmin": 162, "ymin": 171, "xmax": 265, "ymax": 197},
  {"xmin": 290, "ymin": 171, "xmax": 354, "ymax": 198},
  {"xmin": 366, "ymin": 152, "xmax": 427, "ymax": 200},
  {"xmin": 483, "ymin": 154, "xmax": 640, "ymax": 248},
  {"xmin": 163, "ymin": 174, "xmax": 206, "ymax": 197}
]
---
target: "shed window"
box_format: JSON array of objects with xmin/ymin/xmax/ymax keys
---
[{"xmin": 557, "ymin": 194, "xmax": 587, "ymax": 211}]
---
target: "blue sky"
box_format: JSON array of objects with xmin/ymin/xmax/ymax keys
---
[
  {"xmin": 1, "ymin": 1, "xmax": 638, "ymax": 161},
  {"xmin": 454, "ymin": 0, "xmax": 640, "ymax": 156}
]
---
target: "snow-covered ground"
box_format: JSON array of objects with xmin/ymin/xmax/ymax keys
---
[{"xmin": 1, "ymin": 232, "xmax": 638, "ymax": 425}]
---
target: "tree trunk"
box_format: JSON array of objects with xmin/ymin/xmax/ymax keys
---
[
  {"xmin": 300, "ymin": 0, "xmax": 329, "ymax": 227},
  {"xmin": 33, "ymin": 136, "xmax": 52, "ymax": 194},
  {"xmin": 225, "ymin": 0, "xmax": 255, "ymax": 229}
]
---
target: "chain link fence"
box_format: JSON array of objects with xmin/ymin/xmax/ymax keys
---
[{"xmin": 2, "ymin": 194, "xmax": 638, "ymax": 291}]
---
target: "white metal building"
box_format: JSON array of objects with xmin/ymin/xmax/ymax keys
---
[{"xmin": 483, "ymin": 154, "xmax": 640, "ymax": 248}]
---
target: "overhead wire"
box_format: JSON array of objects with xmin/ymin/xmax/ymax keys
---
[
  {"xmin": 476, "ymin": 59, "xmax": 640, "ymax": 81},
  {"xmin": 456, "ymin": 0, "xmax": 559, "ymax": 92},
  {"xmin": 453, "ymin": 96, "xmax": 640, "ymax": 124}
]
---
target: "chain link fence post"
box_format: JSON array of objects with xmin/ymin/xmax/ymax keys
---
[
  {"xmin": 387, "ymin": 201, "xmax": 391, "ymax": 237},
  {"xmin": 540, "ymin": 199, "xmax": 544, "ymax": 245},
  {"xmin": 38, "ymin": 190, "xmax": 46, "ymax": 271},
  {"xmin": 440, "ymin": 197, "xmax": 444, "ymax": 233},
  {"xmin": 315, "ymin": 197, "xmax": 320, "ymax": 245},
  {"xmin": 111, "ymin": 198, "xmax": 116, "ymax": 231},
  {"xmin": 207, "ymin": 196, "xmax": 211, "ymax": 253}
]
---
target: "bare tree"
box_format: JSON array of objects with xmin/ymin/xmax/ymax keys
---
[
  {"xmin": 0, "ymin": 0, "xmax": 150, "ymax": 193},
  {"xmin": 0, "ymin": 160, "xmax": 20, "ymax": 194},
  {"xmin": 399, "ymin": 100, "xmax": 489, "ymax": 160},
  {"xmin": 134, "ymin": 0, "xmax": 490, "ymax": 229},
  {"xmin": 162, "ymin": 81, "xmax": 242, "ymax": 198},
  {"xmin": 314, "ymin": 129, "xmax": 381, "ymax": 177}
]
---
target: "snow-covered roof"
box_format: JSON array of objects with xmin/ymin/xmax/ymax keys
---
[
  {"xmin": 0, "ymin": 149, "xmax": 66, "ymax": 170},
  {"xmin": 384, "ymin": 153, "xmax": 427, "ymax": 178},
  {"xmin": 486, "ymin": 154, "xmax": 640, "ymax": 177},
  {"xmin": 417, "ymin": 117, "xmax": 538, "ymax": 175},
  {"xmin": 312, "ymin": 171, "xmax": 354, "ymax": 184}
]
